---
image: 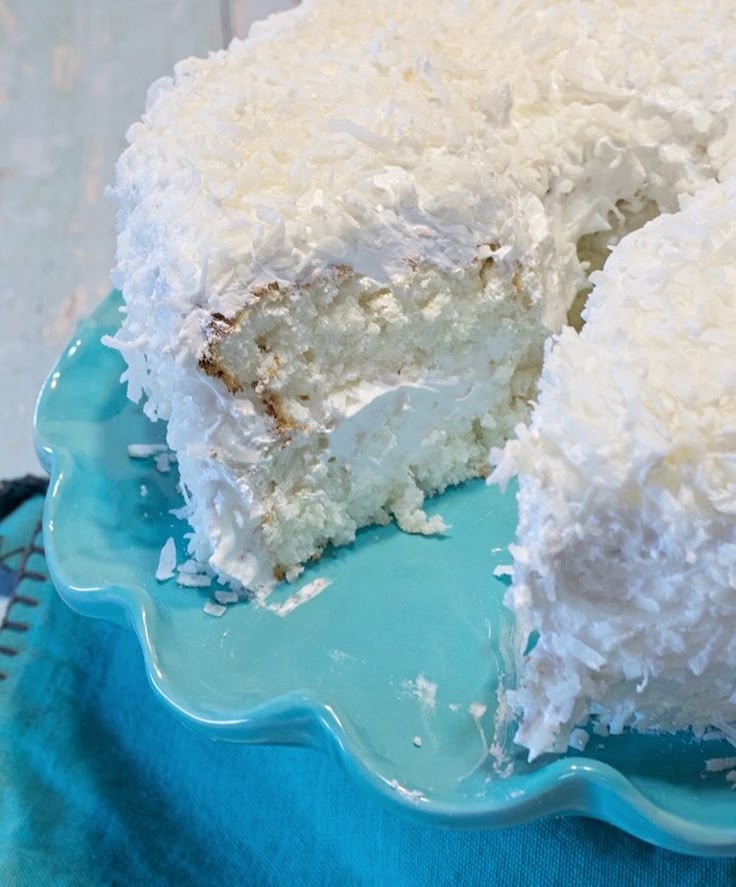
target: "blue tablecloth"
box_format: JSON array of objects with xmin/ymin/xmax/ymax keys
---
[{"xmin": 1, "ymin": 491, "xmax": 735, "ymax": 885}]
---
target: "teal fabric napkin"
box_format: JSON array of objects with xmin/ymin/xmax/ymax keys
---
[{"xmin": 1, "ymin": 490, "xmax": 735, "ymax": 886}]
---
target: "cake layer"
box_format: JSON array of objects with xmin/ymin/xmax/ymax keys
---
[{"xmin": 492, "ymin": 177, "xmax": 736, "ymax": 760}]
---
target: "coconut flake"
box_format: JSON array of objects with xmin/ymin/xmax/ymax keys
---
[
  {"xmin": 705, "ymin": 756, "xmax": 736, "ymax": 773},
  {"xmin": 128, "ymin": 443, "xmax": 169, "ymax": 459},
  {"xmin": 493, "ymin": 564, "xmax": 514, "ymax": 578},
  {"xmin": 568, "ymin": 728, "xmax": 589, "ymax": 752},
  {"xmin": 154, "ymin": 452, "xmax": 175, "ymax": 474},
  {"xmin": 214, "ymin": 589, "xmax": 239, "ymax": 605},
  {"xmin": 267, "ymin": 577, "xmax": 333, "ymax": 617},
  {"xmin": 177, "ymin": 572, "xmax": 212, "ymax": 588},
  {"xmin": 155, "ymin": 537, "xmax": 176, "ymax": 581}
]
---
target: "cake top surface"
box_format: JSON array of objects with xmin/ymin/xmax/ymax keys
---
[{"xmin": 112, "ymin": 0, "xmax": 736, "ymax": 355}]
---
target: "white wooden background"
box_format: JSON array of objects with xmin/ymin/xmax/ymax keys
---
[{"xmin": 0, "ymin": 0, "xmax": 296, "ymax": 478}]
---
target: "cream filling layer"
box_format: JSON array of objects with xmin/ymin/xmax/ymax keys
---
[{"xmin": 326, "ymin": 343, "xmax": 524, "ymax": 475}]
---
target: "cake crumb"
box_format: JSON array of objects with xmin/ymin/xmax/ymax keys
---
[
  {"xmin": 402, "ymin": 674, "xmax": 438, "ymax": 710},
  {"xmin": 203, "ymin": 600, "xmax": 226, "ymax": 617},
  {"xmin": 329, "ymin": 648, "xmax": 353, "ymax": 664},
  {"xmin": 413, "ymin": 736, "xmax": 423, "ymax": 748}
]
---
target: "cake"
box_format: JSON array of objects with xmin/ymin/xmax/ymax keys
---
[
  {"xmin": 492, "ymin": 177, "xmax": 736, "ymax": 760},
  {"xmin": 107, "ymin": 0, "xmax": 736, "ymax": 595}
]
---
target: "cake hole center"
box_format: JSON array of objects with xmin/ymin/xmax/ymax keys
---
[{"xmin": 570, "ymin": 196, "xmax": 661, "ymax": 330}]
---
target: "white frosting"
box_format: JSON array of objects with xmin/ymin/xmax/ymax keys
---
[
  {"xmin": 493, "ymin": 177, "xmax": 736, "ymax": 760},
  {"xmin": 108, "ymin": 0, "xmax": 736, "ymax": 591},
  {"xmin": 327, "ymin": 340, "xmax": 519, "ymax": 471}
]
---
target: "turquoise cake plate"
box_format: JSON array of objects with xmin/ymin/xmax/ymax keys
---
[{"xmin": 34, "ymin": 291, "xmax": 736, "ymax": 856}]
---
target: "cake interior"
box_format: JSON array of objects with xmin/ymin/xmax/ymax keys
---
[{"xmin": 198, "ymin": 255, "xmax": 546, "ymax": 579}]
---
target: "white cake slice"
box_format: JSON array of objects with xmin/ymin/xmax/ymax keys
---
[
  {"xmin": 107, "ymin": 0, "xmax": 736, "ymax": 594},
  {"xmin": 492, "ymin": 177, "xmax": 736, "ymax": 760}
]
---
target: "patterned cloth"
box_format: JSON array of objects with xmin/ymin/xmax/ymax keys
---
[{"xmin": 1, "ymin": 487, "xmax": 735, "ymax": 885}]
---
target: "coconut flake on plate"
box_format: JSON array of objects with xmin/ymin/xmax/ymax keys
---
[{"xmin": 155, "ymin": 536, "xmax": 176, "ymax": 581}]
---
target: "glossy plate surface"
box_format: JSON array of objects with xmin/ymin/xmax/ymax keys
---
[{"xmin": 34, "ymin": 292, "xmax": 736, "ymax": 855}]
